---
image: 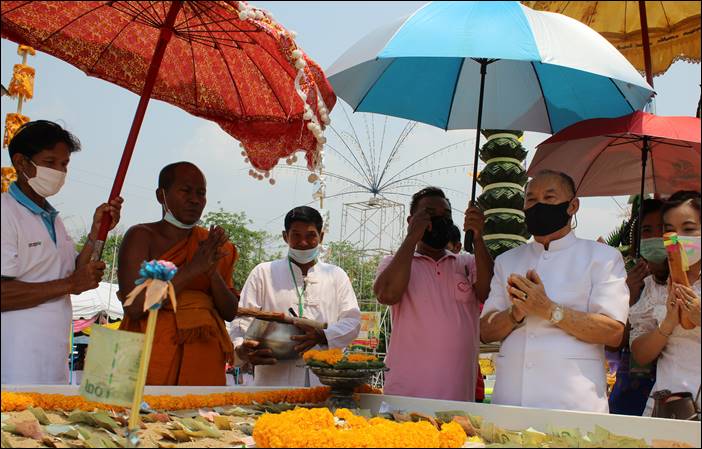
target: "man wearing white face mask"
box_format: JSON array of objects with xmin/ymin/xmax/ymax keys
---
[
  {"xmin": 1, "ymin": 120, "xmax": 123, "ymax": 385},
  {"xmin": 229, "ymin": 206, "xmax": 361, "ymax": 386}
]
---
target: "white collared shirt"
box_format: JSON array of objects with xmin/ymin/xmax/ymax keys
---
[
  {"xmin": 229, "ymin": 258, "xmax": 361, "ymax": 386},
  {"xmin": 481, "ymin": 232, "xmax": 629, "ymax": 413},
  {"xmin": 1, "ymin": 192, "xmax": 77, "ymax": 385}
]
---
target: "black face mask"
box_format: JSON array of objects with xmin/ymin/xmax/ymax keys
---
[
  {"xmin": 422, "ymin": 216, "xmax": 453, "ymax": 249},
  {"xmin": 524, "ymin": 201, "xmax": 572, "ymax": 237}
]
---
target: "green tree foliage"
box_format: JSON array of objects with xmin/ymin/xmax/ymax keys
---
[
  {"xmin": 325, "ymin": 241, "xmax": 383, "ymax": 305},
  {"xmin": 202, "ymin": 209, "xmax": 280, "ymax": 291}
]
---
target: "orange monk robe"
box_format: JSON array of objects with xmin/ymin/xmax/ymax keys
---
[{"xmin": 120, "ymin": 226, "xmax": 238, "ymax": 386}]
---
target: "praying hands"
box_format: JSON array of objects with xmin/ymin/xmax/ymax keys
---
[{"xmin": 507, "ymin": 270, "xmax": 555, "ymax": 321}]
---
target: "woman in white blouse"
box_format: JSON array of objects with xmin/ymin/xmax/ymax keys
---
[{"xmin": 630, "ymin": 191, "xmax": 701, "ymax": 417}]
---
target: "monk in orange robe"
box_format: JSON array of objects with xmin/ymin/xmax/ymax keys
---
[{"xmin": 118, "ymin": 162, "xmax": 238, "ymax": 386}]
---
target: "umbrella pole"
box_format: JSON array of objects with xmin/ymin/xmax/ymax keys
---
[
  {"xmin": 91, "ymin": 1, "xmax": 183, "ymax": 261},
  {"xmin": 465, "ymin": 59, "xmax": 491, "ymax": 253},
  {"xmin": 638, "ymin": 0, "xmax": 654, "ymax": 88},
  {"xmin": 636, "ymin": 137, "xmax": 650, "ymax": 258}
]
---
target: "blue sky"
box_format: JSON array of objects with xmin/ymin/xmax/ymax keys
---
[{"xmin": 1, "ymin": 1, "xmax": 700, "ymax": 252}]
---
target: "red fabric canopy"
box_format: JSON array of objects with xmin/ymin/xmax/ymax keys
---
[
  {"xmin": 529, "ymin": 111, "xmax": 701, "ymax": 196},
  {"xmin": 1, "ymin": 1, "xmax": 336, "ymax": 173}
]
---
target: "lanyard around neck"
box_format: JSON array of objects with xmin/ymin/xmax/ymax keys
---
[{"xmin": 287, "ymin": 258, "xmax": 306, "ymax": 318}]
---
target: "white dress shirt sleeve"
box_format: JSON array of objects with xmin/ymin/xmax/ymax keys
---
[
  {"xmin": 1, "ymin": 202, "xmax": 19, "ymax": 278},
  {"xmin": 589, "ymin": 248, "xmax": 630, "ymax": 324},
  {"xmin": 229, "ymin": 265, "xmax": 261, "ymax": 367},
  {"xmin": 480, "ymin": 255, "xmax": 509, "ymax": 318},
  {"xmin": 323, "ymin": 268, "xmax": 361, "ymax": 348}
]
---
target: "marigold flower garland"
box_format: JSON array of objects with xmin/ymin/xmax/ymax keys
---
[
  {"xmin": 303, "ymin": 348, "xmax": 345, "ymax": 365},
  {"xmin": 304, "ymin": 349, "xmax": 385, "ymax": 369},
  {"xmin": 1, "ymin": 385, "xmax": 381, "ymax": 413},
  {"xmin": 253, "ymin": 407, "xmax": 468, "ymax": 448}
]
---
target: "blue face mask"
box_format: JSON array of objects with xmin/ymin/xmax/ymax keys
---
[
  {"xmin": 288, "ymin": 246, "xmax": 319, "ymax": 264},
  {"xmin": 162, "ymin": 189, "xmax": 200, "ymax": 230}
]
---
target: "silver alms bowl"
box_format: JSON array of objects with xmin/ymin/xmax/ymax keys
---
[{"xmin": 244, "ymin": 319, "xmax": 305, "ymax": 360}]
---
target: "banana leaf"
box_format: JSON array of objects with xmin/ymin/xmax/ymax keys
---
[
  {"xmin": 478, "ymin": 187, "xmax": 525, "ymax": 211},
  {"xmin": 481, "ymin": 129, "xmax": 524, "ymax": 139},
  {"xmin": 484, "ymin": 214, "xmax": 530, "ymax": 238},
  {"xmin": 479, "ymin": 138, "xmax": 528, "ymax": 162},
  {"xmin": 477, "ymin": 161, "xmax": 527, "ymax": 186},
  {"xmin": 485, "ymin": 240, "xmax": 526, "ymax": 259}
]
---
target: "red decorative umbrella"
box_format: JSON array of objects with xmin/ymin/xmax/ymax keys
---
[
  {"xmin": 1, "ymin": 1, "xmax": 336, "ymax": 255},
  {"xmin": 528, "ymin": 110, "xmax": 701, "ymax": 254}
]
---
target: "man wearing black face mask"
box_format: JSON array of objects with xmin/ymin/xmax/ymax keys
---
[
  {"xmin": 480, "ymin": 170, "xmax": 629, "ymax": 413},
  {"xmin": 374, "ymin": 187, "xmax": 493, "ymax": 402}
]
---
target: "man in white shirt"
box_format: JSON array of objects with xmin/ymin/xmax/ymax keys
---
[
  {"xmin": 1, "ymin": 120, "xmax": 122, "ymax": 385},
  {"xmin": 229, "ymin": 206, "xmax": 361, "ymax": 386},
  {"xmin": 480, "ymin": 170, "xmax": 629, "ymax": 413}
]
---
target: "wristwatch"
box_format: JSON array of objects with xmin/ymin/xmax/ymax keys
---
[{"xmin": 549, "ymin": 304, "xmax": 565, "ymax": 324}]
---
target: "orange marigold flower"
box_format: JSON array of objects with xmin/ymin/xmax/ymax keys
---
[
  {"xmin": 346, "ymin": 353, "xmax": 378, "ymax": 363},
  {"xmin": 253, "ymin": 407, "xmax": 466, "ymax": 448}
]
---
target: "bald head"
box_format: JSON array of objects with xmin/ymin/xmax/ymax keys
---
[
  {"xmin": 158, "ymin": 161, "xmax": 204, "ymax": 191},
  {"xmin": 527, "ymin": 170, "xmax": 575, "ymax": 197}
]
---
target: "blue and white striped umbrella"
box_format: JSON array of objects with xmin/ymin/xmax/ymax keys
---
[
  {"xmin": 327, "ymin": 1, "xmax": 654, "ymax": 135},
  {"xmin": 327, "ymin": 1, "xmax": 654, "ymax": 250}
]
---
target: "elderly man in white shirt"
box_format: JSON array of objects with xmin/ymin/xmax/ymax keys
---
[
  {"xmin": 480, "ymin": 170, "xmax": 629, "ymax": 413},
  {"xmin": 229, "ymin": 206, "xmax": 361, "ymax": 386}
]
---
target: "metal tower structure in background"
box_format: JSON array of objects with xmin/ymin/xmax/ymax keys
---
[
  {"xmin": 340, "ymin": 198, "xmax": 405, "ymax": 259},
  {"xmin": 334, "ymin": 197, "xmax": 405, "ymax": 388}
]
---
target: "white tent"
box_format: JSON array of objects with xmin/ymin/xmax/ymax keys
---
[{"xmin": 71, "ymin": 282, "xmax": 123, "ymax": 320}]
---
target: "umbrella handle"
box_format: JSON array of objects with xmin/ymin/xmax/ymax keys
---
[
  {"xmin": 465, "ymin": 59, "xmax": 493, "ymax": 254},
  {"xmin": 465, "ymin": 231, "xmax": 475, "ymax": 254},
  {"xmin": 91, "ymin": 1, "xmax": 183, "ymax": 262}
]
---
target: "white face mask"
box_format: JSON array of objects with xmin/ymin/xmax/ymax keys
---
[
  {"xmin": 288, "ymin": 246, "xmax": 319, "ymax": 264},
  {"xmin": 25, "ymin": 161, "xmax": 66, "ymax": 198},
  {"xmin": 679, "ymin": 235, "xmax": 702, "ymax": 266},
  {"xmin": 161, "ymin": 189, "xmax": 200, "ymax": 229}
]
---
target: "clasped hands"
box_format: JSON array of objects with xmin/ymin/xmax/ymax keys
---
[{"xmin": 507, "ymin": 270, "xmax": 556, "ymax": 322}]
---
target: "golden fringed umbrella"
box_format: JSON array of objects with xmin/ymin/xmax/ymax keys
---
[{"xmin": 523, "ymin": 1, "xmax": 701, "ymax": 86}]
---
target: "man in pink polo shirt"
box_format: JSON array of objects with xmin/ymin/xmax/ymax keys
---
[{"xmin": 374, "ymin": 187, "xmax": 493, "ymax": 402}]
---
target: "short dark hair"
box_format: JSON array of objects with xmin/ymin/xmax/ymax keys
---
[
  {"xmin": 284, "ymin": 206, "xmax": 323, "ymax": 232},
  {"xmin": 8, "ymin": 120, "xmax": 81, "ymax": 160},
  {"xmin": 410, "ymin": 187, "xmax": 450, "ymax": 214},
  {"xmin": 448, "ymin": 224, "xmax": 461, "ymax": 245},
  {"xmin": 661, "ymin": 190, "xmax": 701, "ymax": 219},
  {"xmin": 628, "ymin": 198, "xmax": 664, "ymax": 248},
  {"xmin": 158, "ymin": 161, "xmax": 200, "ymax": 190},
  {"xmin": 531, "ymin": 169, "xmax": 576, "ymax": 197}
]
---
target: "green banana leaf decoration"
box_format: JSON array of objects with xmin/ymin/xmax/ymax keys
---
[{"xmin": 477, "ymin": 130, "xmax": 531, "ymax": 258}]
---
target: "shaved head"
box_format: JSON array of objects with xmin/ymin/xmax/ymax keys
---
[
  {"xmin": 527, "ymin": 170, "xmax": 576, "ymax": 198},
  {"xmin": 158, "ymin": 161, "xmax": 204, "ymax": 191}
]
